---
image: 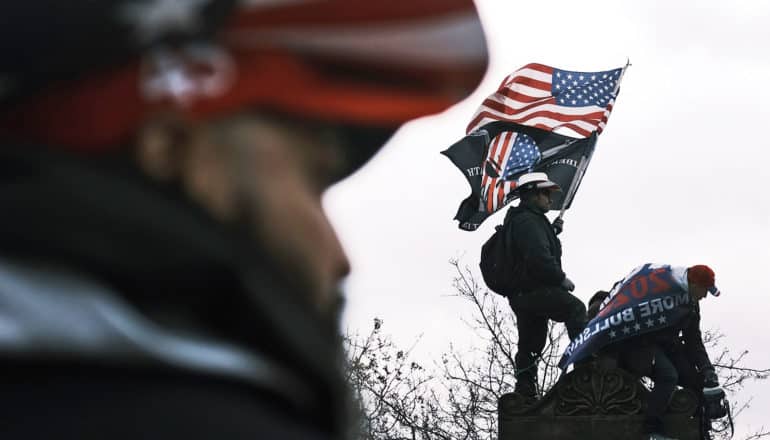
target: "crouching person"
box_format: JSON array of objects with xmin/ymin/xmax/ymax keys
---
[{"xmin": 561, "ymin": 264, "xmax": 721, "ymax": 440}]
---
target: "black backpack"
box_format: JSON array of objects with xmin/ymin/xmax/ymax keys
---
[{"xmin": 479, "ymin": 218, "xmax": 522, "ymax": 296}]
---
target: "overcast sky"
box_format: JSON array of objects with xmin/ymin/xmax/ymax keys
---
[{"xmin": 326, "ymin": 0, "xmax": 770, "ymax": 435}]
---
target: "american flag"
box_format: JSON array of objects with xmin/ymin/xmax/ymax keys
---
[
  {"xmin": 467, "ymin": 63, "xmax": 624, "ymax": 138},
  {"xmin": 480, "ymin": 131, "xmax": 540, "ymax": 213}
]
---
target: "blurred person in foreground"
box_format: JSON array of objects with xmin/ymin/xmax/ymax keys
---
[{"xmin": 0, "ymin": 1, "xmax": 488, "ymax": 438}]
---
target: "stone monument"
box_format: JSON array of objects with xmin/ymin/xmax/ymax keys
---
[{"xmin": 498, "ymin": 364, "xmax": 702, "ymax": 439}]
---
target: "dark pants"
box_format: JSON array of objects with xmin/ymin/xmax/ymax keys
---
[
  {"xmin": 508, "ymin": 285, "xmax": 586, "ymax": 396},
  {"xmin": 619, "ymin": 344, "xmax": 703, "ymax": 434}
]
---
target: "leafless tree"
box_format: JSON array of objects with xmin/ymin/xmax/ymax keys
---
[
  {"xmin": 345, "ymin": 318, "xmax": 450, "ymax": 440},
  {"xmin": 344, "ymin": 261, "xmax": 770, "ymax": 439},
  {"xmin": 702, "ymin": 330, "xmax": 770, "ymax": 439}
]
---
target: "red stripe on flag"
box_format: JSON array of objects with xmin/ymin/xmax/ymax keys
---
[
  {"xmin": 520, "ymin": 63, "xmax": 555, "ymax": 75},
  {"xmin": 507, "ymin": 76, "xmax": 551, "ymax": 91},
  {"xmin": 472, "ymin": 109, "xmax": 605, "ymax": 127},
  {"xmin": 481, "ymin": 133, "xmax": 504, "ymax": 200},
  {"xmin": 493, "ymin": 132, "xmax": 515, "ymax": 211},
  {"xmin": 497, "ymin": 74, "xmax": 514, "ymax": 90},
  {"xmin": 600, "ymin": 103, "xmax": 614, "ymax": 124},
  {"xmin": 487, "ymin": 132, "xmax": 513, "ymax": 213},
  {"xmin": 495, "ymin": 131, "xmax": 514, "ymax": 174},
  {"xmin": 498, "ymin": 88, "xmax": 551, "ymax": 103},
  {"xmin": 480, "ymin": 172, "xmax": 488, "ymax": 206},
  {"xmin": 468, "ymin": 98, "xmax": 608, "ymax": 133},
  {"xmin": 486, "ymin": 177, "xmax": 497, "ymax": 213},
  {"xmin": 557, "ymin": 123, "xmax": 593, "ymax": 137},
  {"xmin": 512, "ymin": 109, "xmax": 605, "ymax": 125},
  {"xmin": 488, "ymin": 131, "xmax": 504, "ymax": 166},
  {"xmin": 475, "ymin": 96, "xmax": 555, "ymax": 118}
]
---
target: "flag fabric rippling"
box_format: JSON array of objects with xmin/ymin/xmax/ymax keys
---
[
  {"xmin": 466, "ymin": 63, "xmax": 623, "ymax": 138},
  {"xmin": 443, "ymin": 62, "xmax": 626, "ymax": 231},
  {"xmin": 442, "ymin": 122, "xmax": 596, "ymax": 230},
  {"xmin": 558, "ymin": 264, "xmax": 693, "ymax": 370}
]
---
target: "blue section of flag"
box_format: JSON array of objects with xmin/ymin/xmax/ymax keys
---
[
  {"xmin": 558, "ymin": 264, "xmax": 692, "ymax": 370},
  {"xmin": 551, "ymin": 68, "xmax": 622, "ymax": 108},
  {"xmin": 502, "ymin": 133, "xmax": 540, "ymax": 180}
]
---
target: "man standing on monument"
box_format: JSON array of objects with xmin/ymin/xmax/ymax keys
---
[{"xmin": 503, "ymin": 172, "xmax": 586, "ymax": 398}]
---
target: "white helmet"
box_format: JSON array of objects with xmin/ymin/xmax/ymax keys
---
[{"xmin": 515, "ymin": 172, "xmax": 561, "ymax": 192}]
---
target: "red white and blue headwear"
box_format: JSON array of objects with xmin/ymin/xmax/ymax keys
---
[{"xmin": 0, "ymin": 0, "xmax": 488, "ymax": 179}]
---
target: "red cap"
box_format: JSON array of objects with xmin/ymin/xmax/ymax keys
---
[
  {"xmin": 687, "ymin": 265, "xmax": 720, "ymax": 296},
  {"xmin": 0, "ymin": 1, "xmax": 488, "ymax": 152}
]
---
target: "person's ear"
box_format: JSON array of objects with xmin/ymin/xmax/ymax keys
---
[{"xmin": 134, "ymin": 115, "xmax": 193, "ymax": 181}]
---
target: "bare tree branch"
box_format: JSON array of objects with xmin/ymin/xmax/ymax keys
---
[{"xmin": 345, "ymin": 262, "xmax": 770, "ymax": 440}]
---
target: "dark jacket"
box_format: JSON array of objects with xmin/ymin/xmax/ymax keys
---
[
  {"xmin": 654, "ymin": 301, "xmax": 713, "ymax": 372},
  {"xmin": 619, "ymin": 300, "xmax": 713, "ymax": 375},
  {"xmin": 0, "ymin": 146, "xmax": 347, "ymax": 439},
  {"xmin": 503, "ymin": 204, "xmax": 565, "ymax": 291}
]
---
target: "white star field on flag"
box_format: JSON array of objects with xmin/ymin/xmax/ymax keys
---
[{"xmin": 553, "ymin": 68, "xmax": 620, "ymax": 109}]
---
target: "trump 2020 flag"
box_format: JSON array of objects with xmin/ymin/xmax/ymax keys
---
[
  {"xmin": 443, "ymin": 62, "xmax": 626, "ymax": 231},
  {"xmin": 558, "ymin": 264, "xmax": 693, "ymax": 370}
]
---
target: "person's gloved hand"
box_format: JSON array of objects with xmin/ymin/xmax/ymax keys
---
[
  {"xmin": 552, "ymin": 217, "xmax": 564, "ymax": 235},
  {"xmin": 561, "ymin": 276, "xmax": 575, "ymax": 292},
  {"xmin": 704, "ymin": 369, "xmax": 720, "ymax": 388}
]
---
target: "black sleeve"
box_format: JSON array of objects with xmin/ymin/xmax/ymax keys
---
[
  {"xmin": 682, "ymin": 307, "xmax": 714, "ymax": 372},
  {"xmin": 511, "ymin": 216, "xmax": 565, "ymax": 286}
]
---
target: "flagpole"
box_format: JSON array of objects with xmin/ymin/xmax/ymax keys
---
[
  {"xmin": 557, "ymin": 154, "xmax": 589, "ymax": 220},
  {"xmin": 613, "ymin": 58, "xmax": 631, "ymax": 95},
  {"xmin": 539, "ymin": 139, "xmax": 577, "ymax": 161}
]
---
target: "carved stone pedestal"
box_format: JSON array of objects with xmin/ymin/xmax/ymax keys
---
[{"xmin": 498, "ymin": 365, "xmax": 700, "ymax": 439}]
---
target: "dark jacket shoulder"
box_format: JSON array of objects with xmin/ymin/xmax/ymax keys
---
[
  {"xmin": 623, "ymin": 300, "xmax": 713, "ymax": 374},
  {"xmin": 503, "ymin": 205, "xmax": 565, "ymax": 290}
]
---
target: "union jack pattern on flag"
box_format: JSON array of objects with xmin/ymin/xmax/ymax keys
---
[{"xmin": 466, "ymin": 63, "xmax": 624, "ymax": 138}]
